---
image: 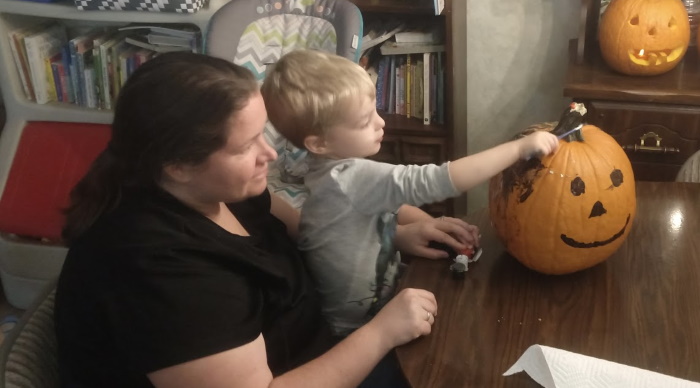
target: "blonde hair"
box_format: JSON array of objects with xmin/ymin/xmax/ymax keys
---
[{"xmin": 261, "ymin": 49, "xmax": 376, "ymax": 149}]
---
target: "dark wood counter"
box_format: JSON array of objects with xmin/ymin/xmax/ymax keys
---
[{"xmin": 396, "ymin": 181, "xmax": 700, "ymax": 387}]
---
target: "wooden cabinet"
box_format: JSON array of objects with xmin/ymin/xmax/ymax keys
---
[
  {"xmin": 585, "ymin": 100, "xmax": 700, "ymax": 181},
  {"xmin": 564, "ymin": 0, "xmax": 700, "ymax": 182},
  {"xmin": 351, "ymin": 0, "xmax": 455, "ymax": 216}
]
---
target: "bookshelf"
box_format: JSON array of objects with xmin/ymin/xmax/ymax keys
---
[
  {"xmin": 0, "ymin": 0, "xmax": 228, "ymax": 197},
  {"xmin": 351, "ymin": 0, "xmax": 455, "ymax": 216}
]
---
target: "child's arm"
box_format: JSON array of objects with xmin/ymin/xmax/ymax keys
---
[
  {"xmin": 396, "ymin": 205, "xmax": 433, "ymax": 223},
  {"xmin": 448, "ymin": 131, "xmax": 558, "ymax": 192}
]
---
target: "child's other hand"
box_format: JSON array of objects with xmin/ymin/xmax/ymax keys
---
[
  {"xmin": 518, "ymin": 131, "xmax": 559, "ymax": 160},
  {"xmin": 395, "ymin": 217, "xmax": 479, "ymax": 260}
]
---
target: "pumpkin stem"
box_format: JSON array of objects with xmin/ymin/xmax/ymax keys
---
[{"xmin": 551, "ymin": 102, "xmax": 587, "ymax": 142}]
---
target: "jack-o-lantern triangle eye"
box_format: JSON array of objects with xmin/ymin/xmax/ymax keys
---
[
  {"xmin": 611, "ymin": 169, "xmax": 623, "ymax": 187},
  {"xmin": 630, "ymin": 15, "xmax": 639, "ymax": 26},
  {"xmin": 669, "ymin": 17, "xmax": 677, "ymax": 28}
]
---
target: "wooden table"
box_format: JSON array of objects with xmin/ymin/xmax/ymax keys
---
[{"xmin": 396, "ymin": 181, "xmax": 700, "ymax": 387}]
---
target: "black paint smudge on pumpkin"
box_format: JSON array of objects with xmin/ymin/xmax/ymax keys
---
[{"xmin": 498, "ymin": 157, "xmax": 546, "ymax": 204}]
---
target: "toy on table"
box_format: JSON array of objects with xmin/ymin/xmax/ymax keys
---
[
  {"xmin": 427, "ymin": 241, "xmax": 482, "ymax": 279},
  {"xmin": 449, "ymin": 247, "xmax": 483, "ymax": 279}
]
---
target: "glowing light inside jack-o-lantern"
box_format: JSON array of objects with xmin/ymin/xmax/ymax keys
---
[{"xmin": 628, "ymin": 47, "xmax": 683, "ymax": 66}]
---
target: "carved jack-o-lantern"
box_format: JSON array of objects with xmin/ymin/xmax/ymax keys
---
[
  {"xmin": 599, "ymin": 0, "xmax": 689, "ymax": 76},
  {"xmin": 488, "ymin": 124, "xmax": 637, "ymax": 275}
]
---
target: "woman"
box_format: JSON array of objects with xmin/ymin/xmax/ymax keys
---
[{"xmin": 55, "ymin": 52, "xmax": 477, "ymax": 388}]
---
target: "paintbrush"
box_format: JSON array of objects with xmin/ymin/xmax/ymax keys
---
[{"xmin": 556, "ymin": 123, "xmax": 583, "ymax": 139}]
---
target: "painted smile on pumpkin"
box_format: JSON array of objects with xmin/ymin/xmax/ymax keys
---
[
  {"xmin": 628, "ymin": 47, "xmax": 684, "ymax": 66},
  {"xmin": 560, "ymin": 214, "xmax": 631, "ymax": 248}
]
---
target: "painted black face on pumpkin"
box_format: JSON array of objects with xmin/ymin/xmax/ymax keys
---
[
  {"xmin": 499, "ymin": 161, "xmax": 633, "ymax": 249},
  {"xmin": 560, "ymin": 168, "xmax": 631, "ymax": 248}
]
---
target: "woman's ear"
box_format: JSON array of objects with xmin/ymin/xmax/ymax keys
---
[
  {"xmin": 163, "ymin": 163, "xmax": 194, "ymax": 184},
  {"xmin": 304, "ymin": 135, "xmax": 328, "ymax": 155}
]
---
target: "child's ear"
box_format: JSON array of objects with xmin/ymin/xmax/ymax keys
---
[{"xmin": 304, "ymin": 135, "xmax": 329, "ymax": 155}]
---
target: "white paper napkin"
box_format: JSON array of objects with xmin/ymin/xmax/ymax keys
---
[{"xmin": 504, "ymin": 344, "xmax": 700, "ymax": 388}]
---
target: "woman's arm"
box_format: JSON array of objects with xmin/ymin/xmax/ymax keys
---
[
  {"xmin": 148, "ymin": 288, "xmax": 437, "ymax": 388},
  {"xmin": 270, "ymin": 193, "xmax": 300, "ymax": 240}
]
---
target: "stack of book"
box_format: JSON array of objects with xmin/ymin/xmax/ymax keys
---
[
  {"xmin": 361, "ymin": 21, "xmax": 446, "ymax": 125},
  {"xmin": 7, "ymin": 22, "xmax": 201, "ymax": 109}
]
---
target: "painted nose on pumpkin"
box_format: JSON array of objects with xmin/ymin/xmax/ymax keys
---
[{"xmin": 589, "ymin": 201, "xmax": 607, "ymax": 218}]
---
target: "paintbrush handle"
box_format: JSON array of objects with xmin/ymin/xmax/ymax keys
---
[{"xmin": 557, "ymin": 124, "xmax": 583, "ymax": 139}]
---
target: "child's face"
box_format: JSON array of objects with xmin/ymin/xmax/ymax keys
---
[{"xmin": 321, "ymin": 95, "xmax": 385, "ymax": 159}]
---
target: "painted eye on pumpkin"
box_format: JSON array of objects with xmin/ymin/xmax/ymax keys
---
[
  {"xmin": 571, "ymin": 177, "xmax": 585, "ymax": 196},
  {"xmin": 611, "ymin": 169, "xmax": 623, "ymax": 187}
]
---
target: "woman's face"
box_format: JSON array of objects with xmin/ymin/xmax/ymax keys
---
[{"xmin": 185, "ymin": 91, "xmax": 277, "ymax": 205}]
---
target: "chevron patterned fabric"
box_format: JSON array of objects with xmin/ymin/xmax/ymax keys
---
[
  {"xmin": 207, "ymin": 0, "xmax": 362, "ymax": 208},
  {"xmin": 234, "ymin": 15, "xmax": 337, "ymax": 80},
  {"xmin": 236, "ymin": 15, "xmax": 338, "ymax": 208}
]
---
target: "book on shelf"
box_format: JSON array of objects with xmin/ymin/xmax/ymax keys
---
[
  {"xmin": 375, "ymin": 56, "xmax": 390, "ymax": 111},
  {"xmin": 49, "ymin": 56, "xmax": 61, "ymax": 102},
  {"xmin": 394, "ymin": 24, "xmax": 441, "ymax": 44},
  {"xmin": 23, "ymin": 23, "xmax": 67, "ymax": 104},
  {"xmin": 118, "ymin": 24, "xmax": 199, "ymax": 39},
  {"xmin": 436, "ymin": 51, "xmax": 444, "ymax": 124},
  {"xmin": 423, "ymin": 52, "xmax": 431, "ymax": 125},
  {"xmin": 405, "ymin": 54, "xmax": 411, "ymax": 118},
  {"xmin": 124, "ymin": 35, "xmax": 192, "ymax": 53},
  {"xmin": 147, "ymin": 33, "xmax": 193, "ymax": 47},
  {"xmin": 379, "ymin": 41, "xmax": 445, "ymax": 56},
  {"xmin": 411, "ymin": 57, "xmax": 424, "ymax": 121},
  {"xmin": 387, "ymin": 55, "xmax": 396, "ymax": 114},
  {"xmin": 371, "ymin": 51, "xmax": 444, "ymax": 125},
  {"xmin": 67, "ymin": 31, "xmax": 95, "ymax": 107},
  {"xmin": 8, "ymin": 23, "xmax": 198, "ymax": 110},
  {"xmin": 120, "ymin": 24, "xmax": 200, "ymax": 52},
  {"xmin": 7, "ymin": 22, "xmax": 50, "ymax": 102},
  {"xmin": 360, "ymin": 20, "xmax": 405, "ymax": 56}
]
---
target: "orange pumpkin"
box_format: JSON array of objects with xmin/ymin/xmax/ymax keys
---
[
  {"xmin": 599, "ymin": 0, "xmax": 689, "ymax": 76},
  {"xmin": 488, "ymin": 124, "xmax": 637, "ymax": 275}
]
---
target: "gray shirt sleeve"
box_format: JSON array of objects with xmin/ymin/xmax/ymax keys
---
[{"xmin": 333, "ymin": 159, "xmax": 460, "ymax": 215}]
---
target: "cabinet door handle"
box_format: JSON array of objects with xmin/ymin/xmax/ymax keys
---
[{"xmin": 622, "ymin": 131, "xmax": 680, "ymax": 154}]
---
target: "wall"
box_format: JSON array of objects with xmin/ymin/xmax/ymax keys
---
[{"xmin": 452, "ymin": 0, "xmax": 580, "ymax": 215}]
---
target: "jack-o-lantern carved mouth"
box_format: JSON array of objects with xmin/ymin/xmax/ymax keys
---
[
  {"xmin": 560, "ymin": 214, "xmax": 631, "ymax": 248},
  {"xmin": 627, "ymin": 47, "xmax": 684, "ymax": 66}
]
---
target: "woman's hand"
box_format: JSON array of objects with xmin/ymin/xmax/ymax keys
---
[
  {"xmin": 395, "ymin": 217, "xmax": 480, "ymax": 259},
  {"xmin": 367, "ymin": 288, "xmax": 438, "ymax": 349}
]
